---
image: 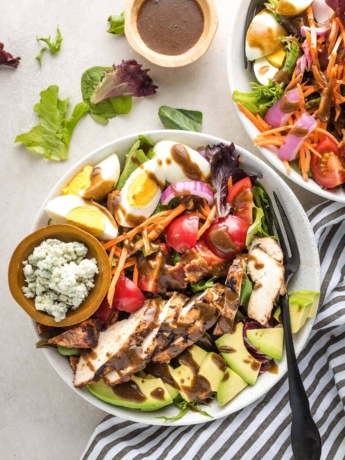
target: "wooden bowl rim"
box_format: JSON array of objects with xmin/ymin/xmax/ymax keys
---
[
  {"xmin": 124, "ymin": 0, "xmax": 219, "ymax": 68},
  {"xmin": 8, "ymin": 224, "xmax": 111, "ymax": 327}
]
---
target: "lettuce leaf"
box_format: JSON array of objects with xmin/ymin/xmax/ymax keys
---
[
  {"xmin": 90, "ymin": 59, "xmax": 157, "ymax": 104},
  {"xmin": 107, "ymin": 12, "xmax": 125, "ymax": 34},
  {"xmin": 158, "ymin": 106, "xmax": 202, "ymax": 131},
  {"xmin": 233, "ymin": 80, "xmax": 284, "ymax": 116},
  {"xmin": 15, "ymin": 85, "xmax": 89, "ymax": 161},
  {"xmin": 0, "ymin": 43, "xmax": 20, "ymax": 68},
  {"xmin": 81, "ymin": 66, "xmax": 132, "ymax": 124},
  {"xmin": 35, "ymin": 27, "xmax": 63, "ymax": 65}
]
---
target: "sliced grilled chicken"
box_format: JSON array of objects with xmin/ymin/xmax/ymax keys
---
[
  {"xmin": 213, "ymin": 255, "xmax": 247, "ymax": 336},
  {"xmin": 104, "ymin": 293, "xmax": 188, "ymax": 386},
  {"xmin": 48, "ymin": 319, "xmax": 101, "ymax": 349},
  {"xmin": 153, "ymin": 284, "xmax": 225, "ymax": 363},
  {"xmin": 74, "ymin": 298, "xmax": 164, "ymax": 387},
  {"xmin": 247, "ymin": 237, "xmax": 286, "ymax": 325}
]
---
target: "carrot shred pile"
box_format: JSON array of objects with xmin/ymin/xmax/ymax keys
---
[{"xmin": 239, "ymin": 10, "xmax": 344, "ymax": 180}]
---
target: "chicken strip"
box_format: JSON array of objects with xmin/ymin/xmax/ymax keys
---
[
  {"xmin": 247, "ymin": 237, "xmax": 286, "ymax": 325},
  {"xmin": 74, "ymin": 298, "xmax": 164, "ymax": 387},
  {"xmin": 48, "ymin": 319, "xmax": 101, "ymax": 349},
  {"xmin": 213, "ymin": 255, "xmax": 247, "ymax": 336}
]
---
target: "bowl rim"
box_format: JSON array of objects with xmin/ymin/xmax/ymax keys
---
[
  {"xmin": 31, "ymin": 130, "xmax": 320, "ymax": 425},
  {"xmin": 8, "ymin": 223, "xmax": 111, "ymax": 327},
  {"xmin": 124, "ymin": 0, "xmax": 219, "ymax": 67},
  {"xmin": 226, "ymin": 0, "xmax": 345, "ymax": 203}
]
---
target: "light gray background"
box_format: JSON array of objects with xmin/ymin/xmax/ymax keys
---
[{"xmin": 0, "ymin": 1, "xmax": 324, "ymax": 459}]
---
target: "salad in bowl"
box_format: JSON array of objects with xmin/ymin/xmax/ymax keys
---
[
  {"xmin": 14, "ymin": 131, "xmax": 319, "ymax": 425},
  {"xmin": 229, "ymin": 0, "xmax": 345, "ymax": 202}
]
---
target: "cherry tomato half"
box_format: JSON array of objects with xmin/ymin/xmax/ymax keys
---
[
  {"xmin": 112, "ymin": 276, "xmax": 146, "ymax": 313},
  {"xmin": 203, "ymin": 215, "xmax": 250, "ymax": 260},
  {"xmin": 194, "ymin": 240, "xmax": 226, "ymax": 266},
  {"xmin": 227, "ymin": 177, "xmax": 253, "ymax": 224},
  {"xmin": 165, "ymin": 214, "xmax": 199, "ymax": 253},
  {"xmin": 311, "ymin": 137, "xmax": 345, "ymax": 189}
]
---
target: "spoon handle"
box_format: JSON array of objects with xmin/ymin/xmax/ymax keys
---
[{"xmin": 280, "ymin": 294, "xmax": 322, "ymax": 460}]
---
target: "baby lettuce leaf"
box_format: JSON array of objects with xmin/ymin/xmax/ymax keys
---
[
  {"xmin": 15, "ymin": 85, "xmax": 89, "ymax": 161},
  {"xmin": 35, "ymin": 27, "xmax": 63, "ymax": 65},
  {"xmin": 107, "ymin": 12, "xmax": 125, "ymax": 34},
  {"xmin": 90, "ymin": 60, "xmax": 157, "ymax": 104},
  {"xmin": 81, "ymin": 66, "xmax": 132, "ymax": 124},
  {"xmin": 115, "ymin": 139, "xmax": 151, "ymax": 190},
  {"xmin": 0, "ymin": 43, "xmax": 20, "ymax": 67},
  {"xmin": 233, "ymin": 80, "xmax": 284, "ymax": 117},
  {"xmin": 158, "ymin": 106, "xmax": 203, "ymax": 132}
]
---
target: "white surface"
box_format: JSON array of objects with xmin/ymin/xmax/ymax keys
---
[
  {"xmin": 228, "ymin": 0, "xmax": 345, "ymax": 203},
  {"xmin": 0, "ymin": 1, "xmax": 325, "ymax": 459},
  {"xmin": 34, "ymin": 130, "xmax": 320, "ymax": 426}
]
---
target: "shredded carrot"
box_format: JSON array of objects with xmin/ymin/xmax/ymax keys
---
[
  {"xmin": 108, "ymin": 244, "xmax": 116, "ymax": 266},
  {"xmin": 237, "ymin": 103, "xmax": 266, "ymax": 132},
  {"xmin": 285, "ymin": 73, "xmax": 302, "ymax": 91},
  {"xmin": 315, "ymin": 128, "xmax": 340, "ymax": 146},
  {"xmin": 132, "ymin": 263, "xmax": 139, "ymax": 285},
  {"xmin": 303, "ymin": 142, "xmax": 322, "ymax": 158},
  {"xmin": 197, "ymin": 205, "xmax": 216, "ymax": 239},
  {"xmin": 107, "ymin": 240, "xmax": 129, "ymax": 305},
  {"xmin": 283, "ymin": 161, "xmax": 291, "ymax": 174},
  {"xmin": 297, "ymin": 83, "xmax": 306, "ymax": 113},
  {"xmin": 255, "ymin": 125, "xmax": 291, "ymax": 137},
  {"xmin": 254, "ymin": 139, "xmax": 285, "ymax": 147},
  {"xmin": 255, "ymin": 114, "xmax": 271, "ymax": 131},
  {"xmin": 328, "ymin": 18, "xmax": 340, "ymax": 54}
]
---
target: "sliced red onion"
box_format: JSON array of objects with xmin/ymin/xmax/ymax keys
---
[
  {"xmin": 161, "ymin": 181, "xmax": 214, "ymax": 206},
  {"xmin": 197, "ymin": 149, "xmax": 207, "ymax": 160},
  {"xmin": 312, "ymin": 0, "xmax": 334, "ymax": 23},
  {"xmin": 301, "ymin": 25, "xmax": 330, "ymax": 38},
  {"xmin": 296, "ymin": 40, "xmax": 313, "ymax": 76},
  {"xmin": 278, "ymin": 113, "xmax": 317, "ymax": 161},
  {"xmin": 264, "ymin": 89, "xmax": 300, "ymax": 128}
]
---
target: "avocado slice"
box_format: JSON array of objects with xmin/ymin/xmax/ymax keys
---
[
  {"xmin": 86, "ymin": 375, "xmax": 173, "ymax": 411},
  {"xmin": 246, "ymin": 327, "xmax": 284, "ymax": 360},
  {"xmin": 273, "ymin": 291, "xmax": 319, "ymax": 333},
  {"xmin": 217, "ymin": 368, "xmax": 248, "ymax": 407},
  {"xmin": 215, "ymin": 322, "xmax": 261, "ymax": 385},
  {"xmin": 145, "ymin": 363, "xmax": 179, "ymax": 400},
  {"xmin": 289, "ymin": 290, "xmax": 320, "ymax": 319},
  {"xmin": 198, "ymin": 352, "xmax": 227, "ymax": 392},
  {"xmin": 178, "ymin": 344, "xmax": 208, "ymax": 367}
]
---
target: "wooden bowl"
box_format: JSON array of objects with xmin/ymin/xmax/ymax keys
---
[
  {"xmin": 8, "ymin": 224, "xmax": 111, "ymax": 327},
  {"xmin": 125, "ymin": 0, "xmax": 218, "ymax": 68}
]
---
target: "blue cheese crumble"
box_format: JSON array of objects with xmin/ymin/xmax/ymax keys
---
[{"xmin": 22, "ymin": 239, "xmax": 98, "ymax": 322}]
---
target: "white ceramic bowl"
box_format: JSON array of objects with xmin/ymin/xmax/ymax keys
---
[
  {"xmin": 227, "ymin": 0, "xmax": 345, "ymax": 203},
  {"xmin": 32, "ymin": 130, "xmax": 320, "ymax": 425}
]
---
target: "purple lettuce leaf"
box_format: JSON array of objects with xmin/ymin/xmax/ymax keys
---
[
  {"xmin": 0, "ymin": 43, "xmax": 20, "ymax": 68},
  {"xmin": 205, "ymin": 143, "xmax": 258, "ymax": 217},
  {"xmin": 326, "ymin": 0, "xmax": 345, "ymax": 26},
  {"xmin": 90, "ymin": 59, "xmax": 157, "ymax": 104}
]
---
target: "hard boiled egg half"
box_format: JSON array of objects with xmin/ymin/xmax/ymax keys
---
[
  {"xmin": 276, "ymin": 0, "xmax": 313, "ymax": 16},
  {"xmin": 152, "ymin": 141, "xmax": 211, "ymax": 184},
  {"xmin": 61, "ymin": 154, "xmax": 120, "ymax": 202},
  {"xmin": 254, "ymin": 47, "xmax": 286, "ymax": 85},
  {"xmin": 114, "ymin": 159, "xmax": 165, "ymax": 228},
  {"xmin": 246, "ymin": 9, "xmax": 287, "ymax": 61},
  {"xmin": 45, "ymin": 195, "xmax": 118, "ymax": 241}
]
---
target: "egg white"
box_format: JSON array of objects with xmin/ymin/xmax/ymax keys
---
[
  {"xmin": 152, "ymin": 140, "xmax": 211, "ymax": 184},
  {"xmin": 276, "ymin": 0, "xmax": 313, "ymax": 16},
  {"xmin": 254, "ymin": 57, "xmax": 279, "ymax": 86},
  {"xmin": 45, "ymin": 195, "xmax": 118, "ymax": 241}
]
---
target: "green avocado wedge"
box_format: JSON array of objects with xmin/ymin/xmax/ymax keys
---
[
  {"xmin": 246, "ymin": 327, "xmax": 284, "ymax": 360},
  {"xmin": 215, "ymin": 322, "xmax": 261, "ymax": 385},
  {"xmin": 274, "ymin": 291, "xmax": 320, "ymax": 333},
  {"xmin": 86, "ymin": 375, "xmax": 174, "ymax": 411},
  {"xmin": 217, "ymin": 368, "xmax": 248, "ymax": 407}
]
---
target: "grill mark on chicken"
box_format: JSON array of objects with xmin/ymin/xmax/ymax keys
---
[
  {"xmin": 48, "ymin": 319, "xmax": 101, "ymax": 349},
  {"xmin": 213, "ymin": 255, "xmax": 247, "ymax": 336},
  {"xmin": 247, "ymin": 237, "xmax": 286, "ymax": 325},
  {"xmin": 153, "ymin": 284, "xmax": 225, "ymax": 363}
]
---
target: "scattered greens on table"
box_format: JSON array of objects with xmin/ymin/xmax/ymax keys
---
[
  {"xmin": 107, "ymin": 12, "xmax": 125, "ymax": 35},
  {"xmin": 15, "ymin": 85, "xmax": 89, "ymax": 161},
  {"xmin": 35, "ymin": 27, "xmax": 63, "ymax": 65},
  {"xmin": 0, "ymin": 42, "xmax": 20, "ymax": 67},
  {"xmin": 158, "ymin": 106, "xmax": 203, "ymax": 132}
]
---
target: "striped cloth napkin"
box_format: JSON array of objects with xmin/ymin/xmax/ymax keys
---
[{"xmin": 82, "ymin": 200, "xmax": 345, "ymax": 460}]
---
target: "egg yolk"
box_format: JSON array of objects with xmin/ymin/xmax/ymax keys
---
[
  {"xmin": 127, "ymin": 171, "xmax": 159, "ymax": 208},
  {"xmin": 61, "ymin": 165, "xmax": 93, "ymax": 195},
  {"xmin": 66, "ymin": 206, "xmax": 105, "ymax": 236}
]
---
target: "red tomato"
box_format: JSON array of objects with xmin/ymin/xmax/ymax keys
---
[
  {"xmin": 203, "ymin": 215, "xmax": 250, "ymax": 260},
  {"xmin": 227, "ymin": 177, "xmax": 253, "ymax": 224},
  {"xmin": 165, "ymin": 214, "xmax": 199, "ymax": 253},
  {"xmin": 93, "ymin": 296, "xmax": 114, "ymax": 324},
  {"xmin": 311, "ymin": 137, "xmax": 345, "ymax": 189},
  {"xmin": 112, "ymin": 276, "xmax": 146, "ymax": 313}
]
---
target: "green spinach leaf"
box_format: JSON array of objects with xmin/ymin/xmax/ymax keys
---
[
  {"xmin": 158, "ymin": 105, "xmax": 203, "ymax": 132},
  {"xmin": 107, "ymin": 12, "xmax": 125, "ymax": 34}
]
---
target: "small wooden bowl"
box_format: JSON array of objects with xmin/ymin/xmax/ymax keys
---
[
  {"xmin": 125, "ymin": 0, "xmax": 218, "ymax": 68},
  {"xmin": 8, "ymin": 224, "xmax": 111, "ymax": 327}
]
